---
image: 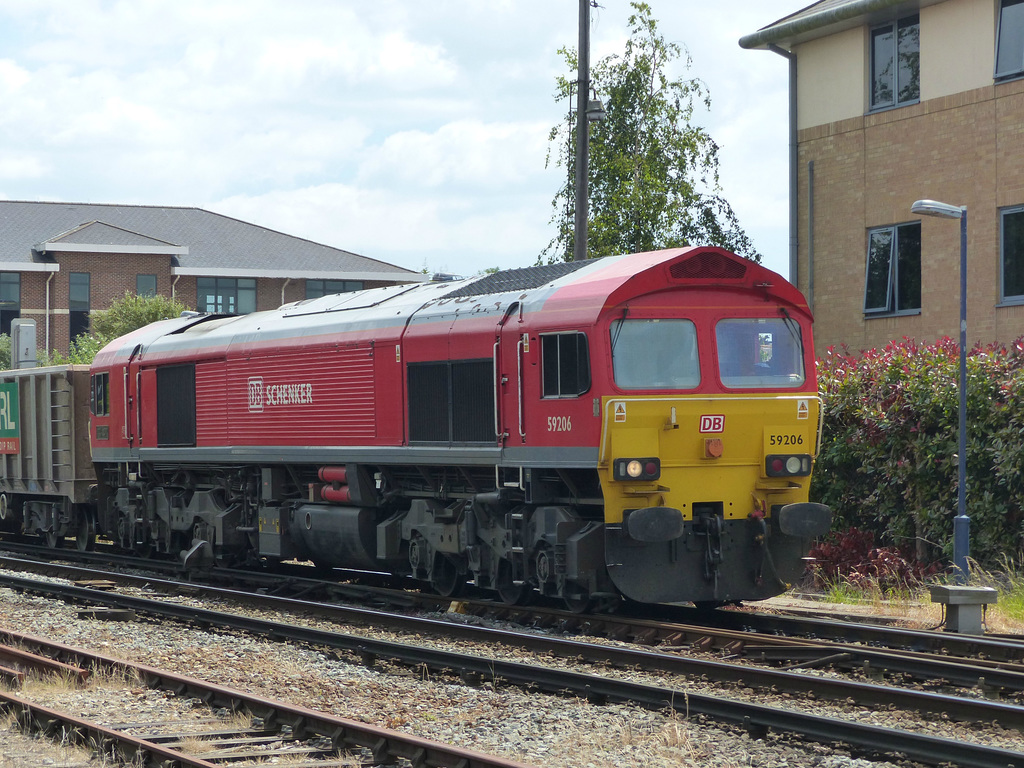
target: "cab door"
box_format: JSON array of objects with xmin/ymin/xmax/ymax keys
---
[
  {"xmin": 122, "ymin": 344, "xmax": 142, "ymax": 450},
  {"xmin": 495, "ymin": 303, "xmax": 527, "ymax": 445}
]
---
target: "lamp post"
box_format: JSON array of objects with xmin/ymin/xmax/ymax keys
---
[
  {"xmin": 910, "ymin": 199, "xmax": 969, "ymax": 582},
  {"xmin": 572, "ymin": 0, "xmax": 592, "ymax": 263},
  {"xmin": 571, "ymin": 0, "xmax": 606, "ymax": 262}
]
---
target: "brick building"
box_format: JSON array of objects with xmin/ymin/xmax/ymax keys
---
[
  {"xmin": 741, "ymin": 0, "xmax": 1024, "ymax": 353},
  {"xmin": 0, "ymin": 201, "xmax": 425, "ymax": 354}
]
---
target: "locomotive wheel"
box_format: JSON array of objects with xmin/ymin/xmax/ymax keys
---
[
  {"xmin": 42, "ymin": 531, "xmax": 64, "ymax": 550},
  {"xmin": 562, "ymin": 584, "xmax": 594, "ymax": 614},
  {"xmin": 533, "ymin": 545, "xmax": 555, "ymax": 594},
  {"xmin": 76, "ymin": 518, "xmax": 96, "ymax": 552},
  {"xmin": 430, "ymin": 555, "xmax": 465, "ymax": 598},
  {"xmin": 134, "ymin": 541, "xmax": 154, "ymax": 559},
  {"xmin": 408, "ymin": 535, "xmax": 429, "ymax": 580},
  {"xmin": 495, "ymin": 563, "xmax": 532, "ymax": 606},
  {"xmin": 116, "ymin": 513, "xmax": 134, "ymax": 551}
]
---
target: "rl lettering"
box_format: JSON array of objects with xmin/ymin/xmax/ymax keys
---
[{"xmin": 0, "ymin": 390, "xmax": 13, "ymax": 431}]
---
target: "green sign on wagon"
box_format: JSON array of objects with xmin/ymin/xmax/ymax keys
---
[{"xmin": 0, "ymin": 382, "xmax": 19, "ymax": 454}]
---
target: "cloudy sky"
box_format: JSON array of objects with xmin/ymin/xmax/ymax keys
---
[{"xmin": 0, "ymin": 1, "xmax": 803, "ymax": 279}]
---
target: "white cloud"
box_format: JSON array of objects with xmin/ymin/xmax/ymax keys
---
[
  {"xmin": 0, "ymin": 0, "xmax": 800, "ymax": 279},
  {"xmin": 0, "ymin": 59, "xmax": 29, "ymax": 90},
  {"xmin": 358, "ymin": 120, "xmax": 551, "ymax": 190},
  {"xmin": 212, "ymin": 178, "xmax": 556, "ymax": 276},
  {"xmin": 0, "ymin": 155, "xmax": 47, "ymax": 180}
]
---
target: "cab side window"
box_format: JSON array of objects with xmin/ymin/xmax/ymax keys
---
[
  {"xmin": 91, "ymin": 372, "xmax": 109, "ymax": 417},
  {"xmin": 542, "ymin": 332, "xmax": 590, "ymax": 398}
]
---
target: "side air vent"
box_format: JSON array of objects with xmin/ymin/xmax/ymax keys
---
[{"xmin": 669, "ymin": 251, "xmax": 747, "ymax": 281}]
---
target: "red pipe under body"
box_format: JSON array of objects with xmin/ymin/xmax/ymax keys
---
[
  {"xmin": 318, "ymin": 466, "xmax": 348, "ymax": 484},
  {"xmin": 321, "ymin": 484, "xmax": 352, "ymax": 504}
]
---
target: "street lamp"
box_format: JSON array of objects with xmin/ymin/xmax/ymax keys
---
[
  {"xmin": 572, "ymin": 0, "xmax": 592, "ymax": 263},
  {"xmin": 910, "ymin": 199, "xmax": 969, "ymax": 583}
]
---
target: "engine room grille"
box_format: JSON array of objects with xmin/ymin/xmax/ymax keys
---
[
  {"xmin": 408, "ymin": 359, "xmax": 494, "ymax": 443},
  {"xmin": 408, "ymin": 363, "xmax": 449, "ymax": 443},
  {"xmin": 669, "ymin": 251, "xmax": 747, "ymax": 281},
  {"xmin": 156, "ymin": 363, "xmax": 197, "ymax": 447}
]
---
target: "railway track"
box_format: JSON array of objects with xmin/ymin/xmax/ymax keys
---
[
  {"xmin": 1, "ymin": 561, "xmax": 1023, "ymax": 766},
  {"xmin": 4, "ymin": 543, "xmax": 1023, "ymax": 656},
  {"xmin": 4, "ymin": 550, "xmax": 1024, "ymax": 699},
  {"xmin": 0, "ymin": 630, "xmax": 532, "ymax": 768}
]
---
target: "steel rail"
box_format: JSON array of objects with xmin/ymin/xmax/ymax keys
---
[
  {"xmin": 5, "ymin": 553, "xmax": 1024, "ymax": 696},
  {"xmin": 5, "ymin": 545, "xmax": 1024, "ymax": 664},
  {"xmin": 0, "ymin": 641, "xmax": 90, "ymax": 684},
  {"xmin": 683, "ymin": 604, "xmax": 1024, "ymax": 661},
  {"xmin": 741, "ymin": 644, "xmax": 1024, "ymax": 692},
  {"xmin": 2, "ymin": 574, "xmax": 1024, "ymax": 767},
  {"xmin": 0, "ymin": 692, "xmax": 223, "ymax": 768},
  {"xmin": 4, "ymin": 552, "xmax": 1024, "ymax": 701},
  {"xmin": 0, "ymin": 627, "xmax": 534, "ymax": 768}
]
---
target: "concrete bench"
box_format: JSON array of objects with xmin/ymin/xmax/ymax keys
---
[{"xmin": 928, "ymin": 585, "xmax": 998, "ymax": 634}]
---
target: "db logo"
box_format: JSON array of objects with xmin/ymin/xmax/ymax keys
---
[
  {"xmin": 699, "ymin": 414, "xmax": 725, "ymax": 433},
  {"xmin": 248, "ymin": 377, "xmax": 264, "ymax": 412}
]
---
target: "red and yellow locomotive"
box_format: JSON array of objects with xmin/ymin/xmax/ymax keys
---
[{"xmin": 71, "ymin": 246, "xmax": 829, "ymax": 608}]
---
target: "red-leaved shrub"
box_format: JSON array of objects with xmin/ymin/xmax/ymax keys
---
[
  {"xmin": 807, "ymin": 527, "xmax": 940, "ymax": 591},
  {"xmin": 812, "ymin": 337, "xmax": 1024, "ymax": 570}
]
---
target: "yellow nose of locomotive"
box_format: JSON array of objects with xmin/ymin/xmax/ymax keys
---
[{"xmin": 599, "ymin": 394, "xmax": 826, "ymax": 603}]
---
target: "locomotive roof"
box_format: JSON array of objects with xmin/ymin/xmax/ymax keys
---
[
  {"xmin": 94, "ymin": 247, "xmax": 809, "ymax": 364},
  {"xmin": 440, "ymin": 260, "xmax": 594, "ymax": 298}
]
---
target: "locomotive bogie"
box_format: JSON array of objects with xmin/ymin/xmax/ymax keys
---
[{"xmin": 23, "ymin": 498, "xmax": 73, "ymax": 548}]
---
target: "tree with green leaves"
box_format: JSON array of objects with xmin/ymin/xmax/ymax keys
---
[
  {"xmin": 89, "ymin": 292, "xmax": 190, "ymax": 341},
  {"xmin": 52, "ymin": 292, "xmax": 191, "ymax": 365},
  {"xmin": 544, "ymin": 2, "xmax": 759, "ymax": 262}
]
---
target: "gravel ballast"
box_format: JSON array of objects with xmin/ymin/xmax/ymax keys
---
[{"xmin": 0, "ymin": 576, "xmax": 958, "ymax": 768}]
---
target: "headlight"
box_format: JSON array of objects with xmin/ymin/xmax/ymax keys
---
[
  {"xmin": 614, "ymin": 457, "xmax": 660, "ymax": 481},
  {"xmin": 765, "ymin": 455, "xmax": 812, "ymax": 478}
]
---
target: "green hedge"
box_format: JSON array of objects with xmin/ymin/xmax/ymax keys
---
[{"xmin": 811, "ymin": 337, "xmax": 1024, "ymax": 568}]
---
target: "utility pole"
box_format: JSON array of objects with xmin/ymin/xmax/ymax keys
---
[{"xmin": 572, "ymin": 0, "xmax": 591, "ymax": 262}]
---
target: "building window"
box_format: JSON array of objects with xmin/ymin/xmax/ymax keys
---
[
  {"xmin": 0, "ymin": 273, "xmax": 19, "ymax": 336},
  {"xmin": 541, "ymin": 332, "xmax": 591, "ymax": 397},
  {"xmin": 997, "ymin": 0, "xmax": 1024, "ymax": 79},
  {"xmin": 864, "ymin": 223, "xmax": 921, "ymax": 315},
  {"xmin": 69, "ymin": 272, "xmax": 90, "ymax": 340},
  {"xmin": 136, "ymin": 274, "xmax": 157, "ymax": 297},
  {"xmin": 870, "ymin": 15, "xmax": 919, "ymax": 110},
  {"xmin": 305, "ymin": 279, "xmax": 363, "ymax": 299},
  {"xmin": 1001, "ymin": 206, "xmax": 1024, "ymax": 302},
  {"xmin": 196, "ymin": 277, "xmax": 256, "ymax": 314}
]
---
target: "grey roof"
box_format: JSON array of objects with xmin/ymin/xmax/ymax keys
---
[
  {"xmin": 0, "ymin": 200, "xmax": 422, "ymax": 282},
  {"xmin": 740, "ymin": 0, "xmax": 944, "ymax": 50},
  {"xmin": 44, "ymin": 221, "xmax": 186, "ymax": 251}
]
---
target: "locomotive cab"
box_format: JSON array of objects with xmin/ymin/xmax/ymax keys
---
[{"xmin": 594, "ymin": 252, "xmax": 831, "ymax": 604}]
